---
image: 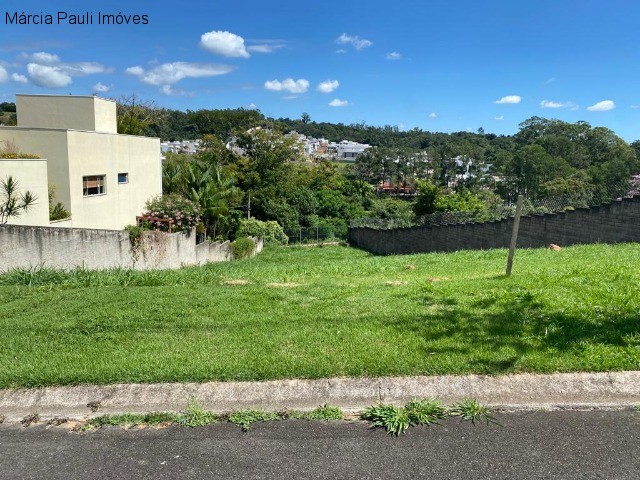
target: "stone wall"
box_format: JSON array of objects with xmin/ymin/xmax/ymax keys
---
[
  {"xmin": 0, "ymin": 224, "xmax": 263, "ymax": 272},
  {"xmin": 348, "ymin": 196, "xmax": 640, "ymax": 255}
]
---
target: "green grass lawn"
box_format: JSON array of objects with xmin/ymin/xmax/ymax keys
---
[{"xmin": 1, "ymin": 244, "xmax": 639, "ymax": 388}]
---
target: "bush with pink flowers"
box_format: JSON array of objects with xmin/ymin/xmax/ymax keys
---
[{"xmin": 143, "ymin": 194, "xmax": 201, "ymax": 233}]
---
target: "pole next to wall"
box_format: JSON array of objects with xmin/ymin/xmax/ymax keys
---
[{"xmin": 506, "ymin": 195, "xmax": 524, "ymax": 277}]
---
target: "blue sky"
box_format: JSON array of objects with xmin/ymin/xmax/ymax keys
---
[{"xmin": 1, "ymin": 0, "xmax": 640, "ymax": 140}]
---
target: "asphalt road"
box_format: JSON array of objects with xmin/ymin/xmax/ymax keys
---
[{"xmin": 0, "ymin": 410, "xmax": 638, "ymax": 479}]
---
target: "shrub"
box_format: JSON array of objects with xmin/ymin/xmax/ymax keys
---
[
  {"xmin": 48, "ymin": 184, "xmax": 70, "ymax": 221},
  {"xmin": 143, "ymin": 194, "xmax": 201, "ymax": 233},
  {"xmin": 236, "ymin": 218, "xmax": 288, "ymax": 246},
  {"xmin": 231, "ymin": 236, "xmax": 256, "ymax": 259}
]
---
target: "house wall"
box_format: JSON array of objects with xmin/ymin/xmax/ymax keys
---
[
  {"xmin": 66, "ymin": 130, "xmax": 161, "ymax": 230},
  {"xmin": 0, "ymin": 128, "xmax": 71, "ymax": 208},
  {"xmin": 348, "ymin": 196, "xmax": 640, "ymax": 255},
  {"xmin": 0, "ymin": 128, "xmax": 161, "ymax": 231},
  {"xmin": 16, "ymin": 94, "xmax": 117, "ymax": 134},
  {"xmin": 0, "ymin": 158, "xmax": 50, "ymax": 226},
  {"xmin": 0, "ymin": 224, "xmax": 263, "ymax": 272}
]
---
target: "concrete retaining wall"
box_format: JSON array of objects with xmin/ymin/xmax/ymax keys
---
[
  {"xmin": 0, "ymin": 224, "xmax": 263, "ymax": 271},
  {"xmin": 348, "ymin": 196, "xmax": 640, "ymax": 254}
]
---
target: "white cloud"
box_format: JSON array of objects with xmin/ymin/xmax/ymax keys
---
[
  {"xmin": 22, "ymin": 52, "xmax": 109, "ymax": 88},
  {"xmin": 335, "ymin": 49, "xmax": 347, "ymax": 54},
  {"xmin": 631, "ymin": 105, "xmax": 640, "ymax": 109},
  {"xmin": 329, "ymin": 98, "xmax": 349, "ymax": 107},
  {"xmin": 27, "ymin": 63, "xmax": 72, "ymax": 88},
  {"xmin": 11, "ymin": 73, "xmax": 28, "ymax": 83},
  {"xmin": 428, "ymin": 112, "xmax": 437, "ymax": 118},
  {"xmin": 264, "ymin": 78, "xmax": 309, "ymax": 94},
  {"xmin": 540, "ymin": 100, "xmax": 577, "ymax": 109},
  {"xmin": 92, "ymin": 82, "xmax": 110, "ymax": 93},
  {"xmin": 200, "ymin": 31, "xmax": 250, "ymax": 58},
  {"xmin": 317, "ymin": 79, "xmax": 339, "ymax": 93},
  {"xmin": 127, "ymin": 62, "xmax": 234, "ymax": 86},
  {"xmin": 587, "ymin": 100, "xmax": 615, "ymax": 112},
  {"xmin": 494, "ymin": 115, "xmax": 504, "ymax": 121},
  {"xmin": 160, "ymin": 84, "xmax": 187, "ymax": 96},
  {"xmin": 545, "ymin": 77, "xmax": 556, "ymax": 84},
  {"xmin": 28, "ymin": 51, "xmax": 60, "ymax": 64},
  {"xmin": 0, "ymin": 66, "xmax": 8, "ymax": 83},
  {"xmin": 336, "ymin": 33, "xmax": 373, "ymax": 51},
  {"xmin": 125, "ymin": 66, "xmax": 144, "ymax": 76},
  {"xmin": 247, "ymin": 44, "xmax": 285, "ymax": 53},
  {"xmin": 385, "ymin": 52, "xmax": 402, "ymax": 60},
  {"xmin": 495, "ymin": 95, "xmax": 521, "ymax": 104},
  {"xmin": 247, "ymin": 103, "xmax": 258, "ymax": 109}
]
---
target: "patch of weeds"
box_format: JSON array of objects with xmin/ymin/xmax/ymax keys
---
[
  {"xmin": 304, "ymin": 404, "xmax": 343, "ymax": 421},
  {"xmin": 362, "ymin": 404, "xmax": 410, "ymax": 436},
  {"xmin": 87, "ymin": 401, "xmax": 101, "ymax": 413},
  {"xmin": 228, "ymin": 409, "xmax": 278, "ymax": 431},
  {"xmin": 47, "ymin": 417, "xmax": 68, "ymax": 427},
  {"xmin": 21, "ymin": 412, "xmax": 40, "ymax": 427},
  {"xmin": 86, "ymin": 412, "xmax": 182, "ymax": 430},
  {"xmin": 362, "ymin": 398, "xmax": 447, "ymax": 436},
  {"xmin": 181, "ymin": 397, "xmax": 216, "ymax": 427},
  {"xmin": 448, "ymin": 399, "xmax": 498, "ymax": 425},
  {"xmin": 633, "ymin": 404, "xmax": 640, "ymax": 412},
  {"xmin": 404, "ymin": 398, "xmax": 447, "ymax": 425},
  {"xmin": 143, "ymin": 412, "xmax": 182, "ymax": 425}
]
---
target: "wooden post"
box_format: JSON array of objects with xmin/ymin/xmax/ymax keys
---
[{"xmin": 506, "ymin": 195, "xmax": 524, "ymax": 277}]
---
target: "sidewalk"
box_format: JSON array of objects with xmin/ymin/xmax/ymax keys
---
[{"xmin": 1, "ymin": 372, "xmax": 639, "ymax": 422}]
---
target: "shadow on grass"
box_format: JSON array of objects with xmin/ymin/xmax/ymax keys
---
[{"xmin": 391, "ymin": 285, "xmax": 640, "ymax": 373}]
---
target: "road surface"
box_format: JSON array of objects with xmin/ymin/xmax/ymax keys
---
[{"xmin": 0, "ymin": 410, "xmax": 638, "ymax": 479}]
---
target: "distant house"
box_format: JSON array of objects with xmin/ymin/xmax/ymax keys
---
[
  {"xmin": 0, "ymin": 94, "xmax": 162, "ymax": 230},
  {"xmin": 333, "ymin": 140, "xmax": 370, "ymax": 161}
]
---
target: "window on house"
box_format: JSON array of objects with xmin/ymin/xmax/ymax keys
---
[
  {"xmin": 83, "ymin": 175, "xmax": 106, "ymax": 196},
  {"xmin": 118, "ymin": 172, "xmax": 129, "ymax": 184}
]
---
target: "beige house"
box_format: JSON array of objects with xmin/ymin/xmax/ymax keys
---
[{"xmin": 0, "ymin": 94, "xmax": 161, "ymax": 230}]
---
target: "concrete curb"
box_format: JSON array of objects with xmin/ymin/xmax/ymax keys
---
[{"xmin": 1, "ymin": 372, "xmax": 639, "ymax": 422}]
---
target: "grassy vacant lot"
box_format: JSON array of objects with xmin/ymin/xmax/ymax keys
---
[{"xmin": 1, "ymin": 244, "xmax": 639, "ymax": 388}]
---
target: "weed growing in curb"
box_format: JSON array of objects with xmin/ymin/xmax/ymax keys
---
[
  {"xmin": 304, "ymin": 404, "xmax": 343, "ymax": 421},
  {"xmin": 47, "ymin": 417, "xmax": 68, "ymax": 427},
  {"xmin": 448, "ymin": 399, "xmax": 497, "ymax": 425},
  {"xmin": 21, "ymin": 412, "xmax": 40, "ymax": 427},
  {"xmin": 181, "ymin": 397, "xmax": 216, "ymax": 427},
  {"xmin": 228, "ymin": 409, "xmax": 279, "ymax": 431},
  {"xmin": 362, "ymin": 399, "xmax": 447, "ymax": 436},
  {"xmin": 362, "ymin": 404, "xmax": 410, "ymax": 436},
  {"xmin": 287, "ymin": 404, "xmax": 343, "ymax": 421},
  {"xmin": 86, "ymin": 412, "xmax": 182, "ymax": 430},
  {"xmin": 362, "ymin": 398, "xmax": 495, "ymax": 435},
  {"xmin": 633, "ymin": 404, "xmax": 640, "ymax": 412},
  {"xmin": 405, "ymin": 398, "xmax": 447, "ymax": 426}
]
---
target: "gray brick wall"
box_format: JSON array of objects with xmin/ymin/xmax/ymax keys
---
[{"xmin": 348, "ymin": 196, "xmax": 640, "ymax": 254}]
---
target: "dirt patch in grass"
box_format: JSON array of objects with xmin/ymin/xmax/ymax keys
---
[
  {"xmin": 222, "ymin": 279, "xmax": 250, "ymax": 286},
  {"xmin": 385, "ymin": 281, "xmax": 408, "ymax": 286},
  {"xmin": 427, "ymin": 277, "xmax": 449, "ymax": 282},
  {"xmin": 268, "ymin": 282, "xmax": 302, "ymax": 288}
]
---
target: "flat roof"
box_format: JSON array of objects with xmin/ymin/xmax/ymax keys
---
[{"xmin": 15, "ymin": 93, "xmax": 116, "ymax": 104}]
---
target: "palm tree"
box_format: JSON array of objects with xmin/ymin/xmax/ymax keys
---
[
  {"xmin": 184, "ymin": 162, "xmax": 241, "ymax": 238},
  {"xmin": 0, "ymin": 176, "xmax": 38, "ymax": 224}
]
